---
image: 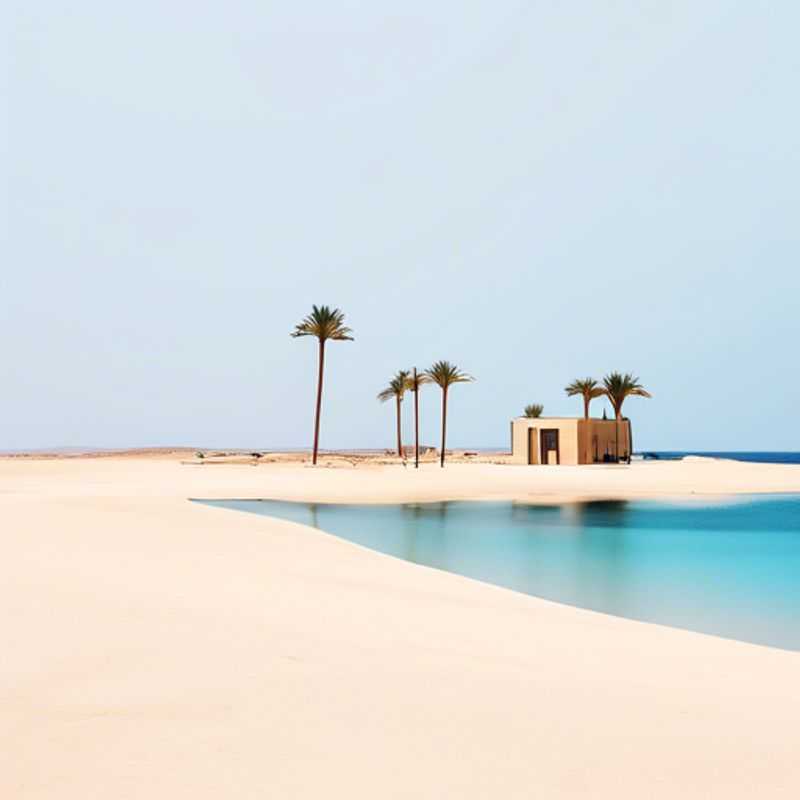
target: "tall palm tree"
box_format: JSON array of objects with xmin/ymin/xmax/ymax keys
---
[
  {"xmin": 377, "ymin": 370, "xmax": 410, "ymax": 457},
  {"xmin": 406, "ymin": 368, "xmax": 430, "ymax": 469},
  {"xmin": 602, "ymin": 372, "xmax": 652, "ymax": 419},
  {"xmin": 291, "ymin": 305, "xmax": 353, "ymax": 465},
  {"xmin": 602, "ymin": 372, "xmax": 652, "ymax": 463},
  {"xmin": 564, "ymin": 377, "xmax": 605, "ymax": 419},
  {"xmin": 423, "ymin": 361, "xmax": 474, "ymax": 468}
]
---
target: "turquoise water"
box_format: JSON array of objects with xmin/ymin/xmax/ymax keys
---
[{"xmin": 203, "ymin": 496, "xmax": 800, "ymax": 651}]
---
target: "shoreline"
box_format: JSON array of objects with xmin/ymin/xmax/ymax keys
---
[
  {"xmin": 3, "ymin": 454, "xmax": 800, "ymax": 798},
  {"xmin": 200, "ymin": 498, "xmax": 800, "ymax": 655},
  {"xmin": 193, "ymin": 487, "xmax": 800, "ymax": 506}
]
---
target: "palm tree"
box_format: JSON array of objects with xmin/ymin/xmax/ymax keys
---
[
  {"xmin": 602, "ymin": 372, "xmax": 652, "ymax": 463},
  {"xmin": 564, "ymin": 378, "xmax": 605, "ymax": 419},
  {"xmin": 602, "ymin": 372, "xmax": 652, "ymax": 419},
  {"xmin": 524, "ymin": 404, "xmax": 544, "ymax": 418},
  {"xmin": 423, "ymin": 361, "xmax": 474, "ymax": 468},
  {"xmin": 406, "ymin": 368, "xmax": 430, "ymax": 468},
  {"xmin": 291, "ymin": 305, "xmax": 353, "ymax": 465},
  {"xmin": 377, "ymin": 370, "xmax": 411, "ymax": 457}
]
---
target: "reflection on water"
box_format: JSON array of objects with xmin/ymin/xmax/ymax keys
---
[{"xmin": 200, "ymin": 496, "xmax": 800, "ymax": 651}]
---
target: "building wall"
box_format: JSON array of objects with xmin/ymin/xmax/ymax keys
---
[
  {"xmin": 579, "ymin": 419, "xmax": 631, "ymax": 462},
  {"xmin": 511, "ymin": 419, "xmax": 531, "ymax": 464},
  {"xmin": 553, "ymin": 419, "xmax": 579, "ymax": 464},
  {"xmin": 510, "ymin": 418, "xmax": 579, "ymax": 465},
  {"xmin": 511, "ymin": 418, "xmax": 631, "ymax": 465}
]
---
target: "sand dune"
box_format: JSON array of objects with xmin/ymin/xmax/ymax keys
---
[{"xmin": 2, "ymin": 455, "xmax": 799, "ymax": 798}]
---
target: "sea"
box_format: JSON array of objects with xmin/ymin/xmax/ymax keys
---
[{"xmin": 639, "ymin": 451, "xmax": 800, "ymax": 464}]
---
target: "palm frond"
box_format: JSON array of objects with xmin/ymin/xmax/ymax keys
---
[
  {"xmin": 524, "ymin": 403, "xmax": 544, "ymax": 418},
  {"xmin": 565, "ymin": 377, "xmax": 605, "ymax": 417},
  {"xmin": 405, "ymin": 371, "xmax": 431, "ymax": 392},
  {"xmin": 602, "ymin": 372, "xmax": 652, "ymax": 415},
  {"xmin": 423, "ymin": 360, "xmax": 475, "ymax": 388},
  {"xmin": 291, "ymin": 304, "xmax": 354, "ymax": 342},
  {"xmin": 565, "ymin": 377, "xmax": 604, "ymax": 398},
  {"xmin": 377, "ymin": 370, "xmax": 411, "ymax": 403}
]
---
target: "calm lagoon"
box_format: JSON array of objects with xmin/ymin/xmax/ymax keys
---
[{"xmin": 202, "ymin": 496, "xmax": 800, "ymax": 651}]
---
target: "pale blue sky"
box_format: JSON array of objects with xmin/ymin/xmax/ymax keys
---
[{"xmin": 5, "ymin": 2, "xmax": 799, "ymax": 451}]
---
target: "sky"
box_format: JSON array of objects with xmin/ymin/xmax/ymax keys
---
[{"xmin": 5, "ymin": 2, "xmax": 799, "ymax": 452}]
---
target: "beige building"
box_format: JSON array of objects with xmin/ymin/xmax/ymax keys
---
[{"xmin": 510, "ymin": 417, "xmax": 632, "ymax": 465}]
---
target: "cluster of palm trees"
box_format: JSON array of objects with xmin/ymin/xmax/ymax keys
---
[
  {"xmin": 524, "ymin": 375, "xmax": 651, "ymax": 422},
  {"xmin": 564, "ymin": 374, "xmax": 651, "ymax": 463},
  {"xmin": 378, "ymin": 361, "xmax": 473, "ymax": 468},
  {"xmin": 564, "ymin": 374, "xmax": 651, "ymax": 420},
  {"xmin": 292, "ymin": 305, "xmax": 474, "ymax": 467},
  {"xmin": 291, "ymin": 306, "xmax": 651, "ymax": 467}
]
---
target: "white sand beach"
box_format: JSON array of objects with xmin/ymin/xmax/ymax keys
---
[{"xmin": 2, "ymin": 454, "xmax": 800, "ymax": 798}]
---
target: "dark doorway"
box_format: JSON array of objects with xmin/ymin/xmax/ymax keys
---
[{"xmin": 540, "ymin": 428, "xmax": 560, "ymax": 465}]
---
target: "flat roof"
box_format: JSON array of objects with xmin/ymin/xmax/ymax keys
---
[
  {"xmin": 512, "ymin": 416, "xmax": 579, "ymax": 421},
  {"xmin": 511, "ymin": 416, "xmax": 623, "ymax": 422}
]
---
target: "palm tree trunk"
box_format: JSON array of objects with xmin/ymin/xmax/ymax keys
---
[
  {"xmin": 312, "ymin": 339, "xmax": 325, "ymax": 465},
  {"xmin": 413, "ymin": 369, "xmax": 419, "ymax": 469},
  {"xmin": 395, "ymin": 395, "xmax": 402, "ymax": 457},
  {"xmin": 584, "ymin": 395, "xmax": 590, "ymax": 420},
  {"xmin": 440, "ymin": 387, "xmax": 448, "ymax": 468}
]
